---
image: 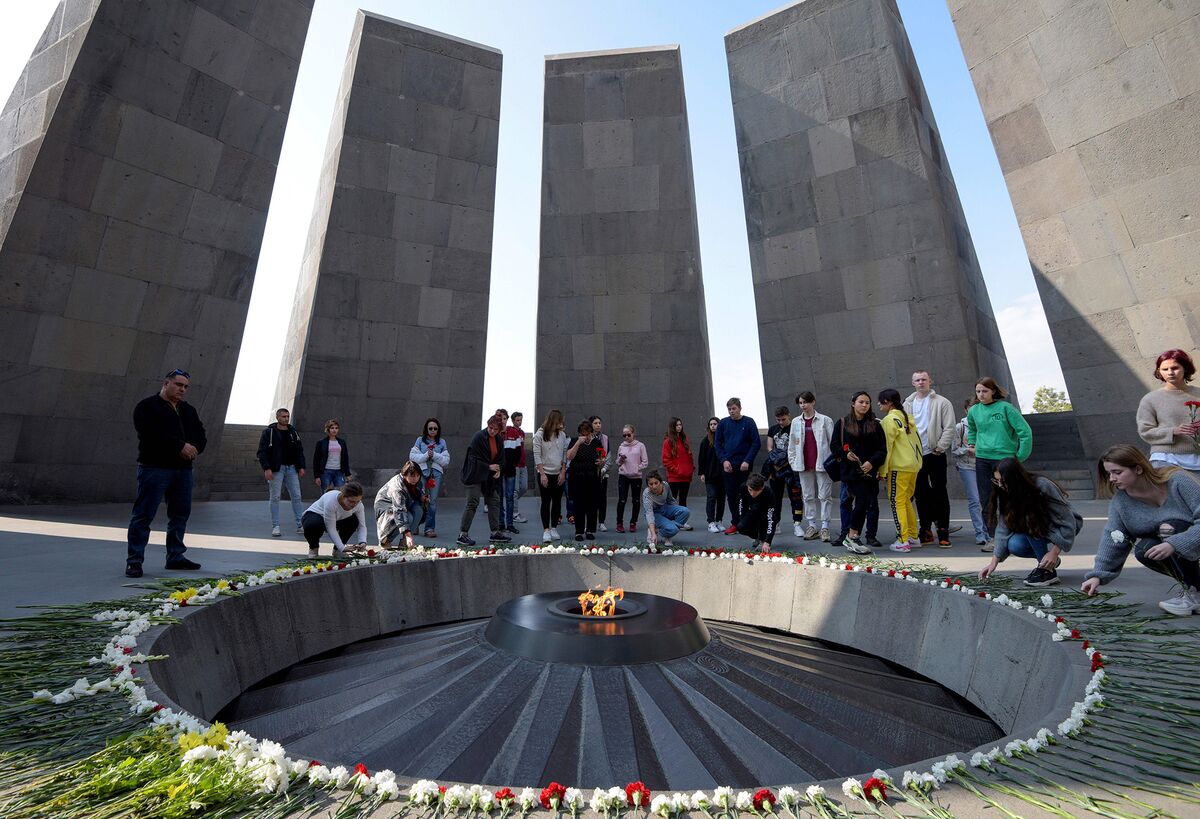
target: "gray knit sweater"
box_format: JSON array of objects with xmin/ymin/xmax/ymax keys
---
[
  {"xmin": 1136, "ymin": 386, "xmax": 1200, "ymax": 455},
  {"xmin": 993, "ymin": 477, "xmax": 1078, "ymax": 562},
  {"xmin": 1088, "ymin": 472, "xmax": 1200, "ymax": 584}
]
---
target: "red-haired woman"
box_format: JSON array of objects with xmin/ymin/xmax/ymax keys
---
[{"xmin": 1137, "ymin": 349, "xmax": 1200, "ymax": 477}]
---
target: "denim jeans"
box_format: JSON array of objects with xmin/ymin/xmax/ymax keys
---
[
  {"xmin": 319, "ymin": 469, "xmax": 346, "ymax": 492},
  {"xmin": 839, "ymin": 479, "xmax": 878, "ymax": 537},
  {"xmin": 503, "ymin": 469, "xmax": 528, "ymax": 527},
  {"xmin": 127, "ymin": 466, "xmax": 193, "ymax": 567},
  {"xmin": 653, "ymin": 504, "xmax": 691, "ymax": 538},
  {"xmin": 268, "ymin": 464, "xmax": 304, "ymax": 527},
  {"xmin": 424, "ymin": 469, "xmax": 442, "ymax": 532},
  {"xmin": 704, "ymin": 478, "xmax": 725, "ymax": 524},
  {"xmin": 957, "ymin": 463, "xmax": 988, "ymax": 541},
  {"xmin": 1007, "ymin": 532, "xmax": 1050, "ymax": 561}
]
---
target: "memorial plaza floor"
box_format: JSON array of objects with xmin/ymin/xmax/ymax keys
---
[{"xmin": 0, "ymin": 494, "xmax": 1174, "ymax": 620}]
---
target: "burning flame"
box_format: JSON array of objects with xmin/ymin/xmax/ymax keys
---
[{"xmin": 578, "ymin": 585, "xmax": 624, "ymax": 617}]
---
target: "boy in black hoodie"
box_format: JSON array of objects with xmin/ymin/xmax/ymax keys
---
[
  {"xmin": 736, "ymin": 473, "xmax": 777, "ymax": 552},
  {"xmin": 257, "ymin": 408, "xmax": 306, "ymax": 537}
]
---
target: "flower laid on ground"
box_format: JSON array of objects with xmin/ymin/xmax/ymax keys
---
[
  {"xmin": 751, "ymin": 788, "xmax": 775, "ymax": 813},
  {"xmin": 540, "ymin": 782, "xmax": 567, "ymax": 811},
  {"xmin": 625, "ymin": 781, "xmax": 651, "ymax": 808},
  {"xmin": 861, "ymin": 777, "xmax": 888, "ymax": 802}
]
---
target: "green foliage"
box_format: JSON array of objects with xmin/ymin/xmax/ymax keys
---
[{"xmin": 1031, "ymin": 386, "xmax": 1072, "ymax": 414}]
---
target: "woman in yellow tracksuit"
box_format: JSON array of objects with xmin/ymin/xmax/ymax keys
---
[{"xmin": 878, "ymin": 388, "xmax": 923, "ymax": 553}]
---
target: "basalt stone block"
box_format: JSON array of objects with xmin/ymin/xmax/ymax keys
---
[
  {"xmin": 728, "ymin": 0, "xmax": 1012, "ymax": 418},
  {"xmin": 950, "ymin": 0, "xmax": 1200, "ymax": 460},
  {"xmin": 277, "ymin": 13, "xmax": 500, "ymax": 498},
  {"xmin": 537, "ymin": 47, "xmax": 712, "ymax": 442},
  {"xmin": 0, "ymin": 0, "xmax": 312, "ymax": 502}
]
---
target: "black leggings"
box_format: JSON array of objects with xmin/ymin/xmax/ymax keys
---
[
  {"xmin": 569, "ymin": 473, "xmax": 600, "ymax": 535},
  {"xmin": 301, "ymin": 511, "xmax": 359, "ymax": 551},
  {"xmin": 539, "ymin": 476, "xmax": 565, "ymax": 529},
  {"xmin": 616, "ymin": 475, "xmax": 643, "ymax": 525},
  {"xmin": 669, "ymin": 480, "xmax": 691, "ymax": 508}
]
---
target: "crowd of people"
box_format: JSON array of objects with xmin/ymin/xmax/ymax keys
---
[{"xmin": 124, "ymin": 349, "xmax": 1200, "ymax": 618}]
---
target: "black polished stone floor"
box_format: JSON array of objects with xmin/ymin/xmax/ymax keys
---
[{"xmin": 219, "ymin": 618, "xmax": 1001, "ymax": 789}]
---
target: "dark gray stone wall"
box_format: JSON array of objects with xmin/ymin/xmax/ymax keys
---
[
  {"xmin": 0, "ymin": 0, "xmax": 312, "ymax": 502},
  {"xmin": 275, "ymin": 12, "xmax": 501, "ymax": 494},
  {"xmin": 536, "ymin": 47, "xmax": 713, "ymax": 454},
  {"xmin": 950, "ymin": 0, "xmax": 1200, "ymax": 458},
  {"xmin": 726, "ymin": 0, "xmax": 1011, "ymax": 417}
]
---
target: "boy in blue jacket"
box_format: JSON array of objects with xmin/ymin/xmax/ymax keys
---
[{"xmin": 714, "ymin": 397, "xmax": 761, "ymax": 533}]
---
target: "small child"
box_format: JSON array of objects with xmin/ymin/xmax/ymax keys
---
[{"xmin": 735, "ymin": 473, "xmax": 777, "ymax": 552}]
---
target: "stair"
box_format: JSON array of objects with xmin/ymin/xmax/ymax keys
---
[
  {"xmin": 1023, "ymin": 411, "xmax": 1095, "ymax": 500},
  {"xmin": 206, "ymin": 424, "xmax": 268, "ymax": 501}
]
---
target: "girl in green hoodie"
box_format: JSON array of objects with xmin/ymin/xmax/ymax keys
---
[
  {"xmin": 967, "ymin": 377, "xmax": 1033, "ymax": 536},
  {"xmin": 879, "ymin": 388, "xmax": 923, "ymax": 552}
]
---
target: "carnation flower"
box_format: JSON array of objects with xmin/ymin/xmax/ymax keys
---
[{"xmin": 804, "ymin": 784, "xmax": 825, "ymax": 802}]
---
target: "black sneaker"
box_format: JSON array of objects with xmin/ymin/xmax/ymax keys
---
[
  {"xmin": 456, "ymin": 533, "xmax": 475, "ymax": 546},
  {"xmin": 575, "ymin": 534, "xmax": 585, "ymax": 542},
  {"xmin": 164, "ymin": 557, "xmax": 201, "ymax": 570},
  {"xmin": 490, "ymin": 531, "xmax": 511, "ymax": 543},
  {"xmin": 505, "ymin": 526, "xmax": 520, "ymax": 534},
  {"xmin": 865, "ymin": 536, "xmax": 883, "ymax": 548},
  {"xmin": 585, "ymin": 532, "xmax": 596, "ymax": 540},
  {"xmin": 1023, "ymin": 567, "xmax": 1060, "ymax": 587},
  {"xmin": 125, "ymin": 564, "xmax": 143, "ymax": 578}
]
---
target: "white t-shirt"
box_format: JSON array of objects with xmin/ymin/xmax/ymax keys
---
[
  {"xmin": 304, "ymin": 490, "xmax": 367, "ymax": 550},
  {"xmin": 911, "ymin": 394, "xmax": 932, "ymax": 454},
  {"xmin": 326, "ymin": 439, "xmax": 342, "ymax": 471}
]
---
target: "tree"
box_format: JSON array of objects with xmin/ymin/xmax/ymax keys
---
[{"xmin": 1031, "ymin": 386, "xmax": 1072, "ymax": 414}]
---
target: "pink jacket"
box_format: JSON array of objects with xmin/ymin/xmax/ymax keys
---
[{"xmin": 617, "ymin": 440, "xmax": 648, "ymax": 477}]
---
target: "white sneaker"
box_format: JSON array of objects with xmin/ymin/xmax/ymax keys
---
[
  {"xmin": 662, "ymin": 537, "xmax": 674, "ymax": 547},
  {"xmin": 271, "ymin": 525, "xmax": 281, "ymax": 537},
  {"xmin": 598, "ymin": 523, "xmax": 607, "ymax": 532},
  {"xmin": 550, "ymin": 527, "xmax": 561, "ymax": 541},
  {"xmin": 889, "ymin": 540, "xmax": 912, "ymax": 553},
  {"xmin": 543, "ymin": 529, "xmax": 554, "ymax": 542},
  {"xmin": 793, "ymin": 522, "xmax": 804, "ymax": 538},
  {"xmin": 308, "ymin": 548, "xmax": 318, "ymax": 559},
  {"xmin": 1158, "ymin": 587, "xmax": 1200, "ymax": 616},
  {"xmin": 820, "ymin": 527, "xmax": 830, "ymax": 542},
  {"xmin": 514, "ymin": 513, "xmax": 528, "ymax": 523},
  {"xmin": 681, "ymin": 523, "xmax": 693, "ymax": 531},
  {"xmin": 707, "ymin": 521, "xmax": 720, "ymax": 533}
]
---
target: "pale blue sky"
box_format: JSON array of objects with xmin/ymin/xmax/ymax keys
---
[{"xmin": 1, "ymin": 0, "xmax": 1067, "ymax": 423}]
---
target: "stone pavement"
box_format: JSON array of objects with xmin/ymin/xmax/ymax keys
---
[{"xmin": 0, "ymin": 495, "xmax": 1175, "ymax": 620}]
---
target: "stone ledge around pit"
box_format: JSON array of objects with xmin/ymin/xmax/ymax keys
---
[{"xmin": 135, "ymin": 554, "xmax": 1091, "ymax": 790}]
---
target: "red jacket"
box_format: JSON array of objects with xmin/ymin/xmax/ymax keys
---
[{"xmin": 662, "ymin": 437, "xmax": 694, "ymax": 482}]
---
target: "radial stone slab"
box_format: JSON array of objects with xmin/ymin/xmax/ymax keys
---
[{"xmin": 219, "ymin": 595, "xmax": 1002, "ymax": 789}]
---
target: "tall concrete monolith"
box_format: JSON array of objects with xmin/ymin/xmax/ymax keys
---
[
  {"xmin": 0, "ymin": 0, "xmax": 312, "ymax": 501},
  {"xmin": 276, "ymin": 12, "xmax": 500, "ymax": 494},
  {"xmin": 949, "ymin": 0, "xmax": 1200, "ymax": 458},
  {"xmin": 535, "ymin": 47, "xmax": 714, "ymax": 455},
  {"xmin": 726, "ymin": 0, "xmax": 1012, "ymax": 419}
]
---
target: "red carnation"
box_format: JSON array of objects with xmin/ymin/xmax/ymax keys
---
[
  {"xmin": 151, "ymin": 703, "xmax": 163, "ymax": 712},
  {"xmin": 900, "ymin": 570, "xmax": 910, "ymax": 577},
  {"xmin": 426, "ymin": 477, "xmax": 437, "ymax": 489},
  {"xmin": 292, "ymin": 570, "xmax": 301, "ymax": 577},
  {"xmin": 541, "ymin": 782, "xmax": 567, "ymax": 810},
  {"xmin": 887, "ymin": 569, "xmax": 896, "ymax": 577},
  {"xmin": 843, "ymin": 444, "xmax": 850, "ymax": 452},
  {"xmin": 845, "ymin": 563, "xmax": 853, "ymax": 570},
  {"xmin": 439, "ymin": 785, "xmax": 448, "ymax": 794},
  {"xmin": 753, "ymin": 788, "xmax": 776, "ymax": 811},
  {"xmin": 977, "ymin": 591, "xmax": 986, "ymax": 597},
  {"xmin": 354, "ymin": 763, "xmax": 369, "ymax": 777},
  {"xmin": 1055, "ymin": 616, "xmax": 1064, "ymax": 624},
  {"xmin": 625, "ymin": 781, "xmax": 651, "ymax": 808},
  {"xmin": 309, "ymin": 760, "xmax": 322, "ymax": 768},
  {"xmin": 496, "ymin": 787, "xmax": 515, "ymax": 803},
  {"xmin": 1082, "ymin": 639, "xmax": 1090, "ymax": 650},
  {"xmin": 865, "ymin": 566, "xmax": 873, "ymax": 573},
  {"xmin": 1070, "ymin": 629, "xmax": 1081, "ymax": 639},
  {"xmin": 862, "ymin": 777, "xmax": 888, "ymax": 802},
  {"xmin": 1185, "ymin": 400, "xmax": 1200, "ymax": 407},
  {"xmin": 338, "ymin": 563, "xmax": 347, "ymax": 570},
  {"xmin": 1091, "ymin": 652, "xmax": 1105, "ymax": 671},
  {"xmin": 367, "ymin": 549, "xmax": 377, "ymax": 557}
]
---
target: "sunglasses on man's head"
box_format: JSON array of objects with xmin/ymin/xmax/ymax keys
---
[{"xmin": 166, "ymin": 368, "xmax": 190, "ymax": 379}]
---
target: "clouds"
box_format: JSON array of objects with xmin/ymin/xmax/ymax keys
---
[{"xmin": 995, "ymin": 293, "xmax": 1070, "ymax": 412}]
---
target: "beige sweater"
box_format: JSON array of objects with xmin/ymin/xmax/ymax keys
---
[{"xmin": 1136, "ymin": 386, "xmax": 1200, "ymax": 455}]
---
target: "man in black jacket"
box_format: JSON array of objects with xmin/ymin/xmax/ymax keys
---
[
  {"xmin": 458, "ymin": 414, "xmax": 509, "ymax": 546},
  {"xmin": 257, "ymin": 408, "xmax": 307, "ymax": 537},
  {"xmin": 735, "ymin": 473, "xmax": 777, "ymax": 552},
  {"xmin": 125, "ymin": 369, "xmax": 207, "ymax": 578}
]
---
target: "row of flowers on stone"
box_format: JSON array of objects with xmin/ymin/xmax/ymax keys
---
[{"xmin": 29, "ymin": 545, "xmax": 1108, "ymax": 809}]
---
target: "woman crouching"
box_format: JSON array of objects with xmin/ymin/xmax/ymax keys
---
[{"xmin": 978, "ymin": 458, "xmax": 1080, "ymax": 587}]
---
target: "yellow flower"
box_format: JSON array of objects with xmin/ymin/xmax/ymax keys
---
[
  {"xmin": 215, "ymin": 579, "xmax": 230, "ymax": 591},
  {"xmin": 168, "ymin": 587, "xmax": 198, "ymax": 603},
  {"xmin": 203, "ymin": 721, "xmax": 228, "ymax": 749}
]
